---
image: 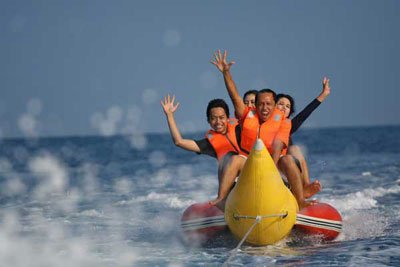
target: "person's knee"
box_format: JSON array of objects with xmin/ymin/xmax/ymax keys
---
[
  {"xmin": 219, "ymin": 152, "xmax": 235, "ymax": 172},
  {"xmin": 219, "ymin": 154, "xmax": 246, "ymax": 177},
  {"xmin": 279, "ymin": 155, "xmax": 301, "ymax": 174},
  {"xmin": 278, "ymin": 155, "xmax": 293, "ymax": 167},
  {"xmin": 230, "ymin": 155, "xmax": 245, "ymax": 168},
  {"xmin": 288, "ymin": 145, "xmax": 305, "ymax": 160}
]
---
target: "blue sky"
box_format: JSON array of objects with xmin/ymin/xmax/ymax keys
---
[{"xmin": 1, "ymin": 0, "xmax": 399, "ymax": 138}]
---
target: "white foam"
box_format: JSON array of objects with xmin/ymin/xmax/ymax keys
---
[
  {"xmin": 322, "ymin": 184, "xmax": 400, "ymax": 212},
  {"xmin": 79, "ymin": 163, "xmax": 101, "ymax": 195},
  {"xmin": 18, "ymin": 113, "xmax": 38, "ymax": 137},
  {"xmin": 129, "ymin": 133, "xmax": 147, "ymax": 150},
  {"xmin": 0, "ymin": 158, "xmax": 27, "ymax": 196},
  {"xmin": 29, "ymin": 154, "xmax": 69, "ymax": 197},
  {"xmin": 118, "ymin": 191, "xmax": 195, "ymax": 209},
  {"xmin": 0, "ymin": 158, "xmax": 169, "ymax": 267},
  {"xmin": 90, "ymin": 106, "xmax": 123, "ymax": 136},
  {"xmin": 3, "ymin": 177, "xmax": 27, "ymax": 196},
  {"xmin": 338, "ymin": 209, "xmax": 389, "ymax": 241},
  {"xmin": 107, "ymin": 106, "xmax": 123, "ymax": 122},
  {"xmin": 80, "ymin": 209, "xmax": 105, "ymax": 218},
  {"xmin": 166, "ymin": 196, "xmax": 195, "ymax": 209},
  {"xmin": 113, "ymin": 177, "xmax": 134, "ymax": 195},
  {"xmin": 320, "ymin": 183, "xmax": 400, "ymax": 241},
  {"xmin": 122, "ymin": 105, "xmax": 142, "ymax": 134},
  {"xmin": 148, "ymin": 151, "xmax": 167, "ymax": 168}
]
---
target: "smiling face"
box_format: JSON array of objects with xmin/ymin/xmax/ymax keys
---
[
  {"xmin": 244, "ymin": 93, "xmax": 256, "ymax": 108},
  {"xmin": 276, "ymin": 97, "xmax": 291, "ymax": 118},
  {"xmin": 256, "ymin": 92, "xmax": 275, "ymax": 122},
  {"xmin": 208, "ymin": 107, "xmax": 228, "ymax": 134}
]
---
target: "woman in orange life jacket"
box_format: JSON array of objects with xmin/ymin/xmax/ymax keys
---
[
  {"xmin": 161, "ymin": 95, "xmax": 244, "ymax": 209},
  {"xmin": 275, "ymin": 77, "xmax": 331, "ymax": 193},
  {"xmin": 210, "ymin": 49, "xmax": 320, "ymax": 209}
]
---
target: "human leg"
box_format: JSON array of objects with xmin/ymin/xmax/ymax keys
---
[
  {"xmin": 288, "ymin": 145, "xmax": 321, "ymax": 198},
  {"xmin": 210, "ymin": 154, "xmax": 246, "ymax": 210},
  {"xmin": 288, "ymin": 145, "xmax": 310, "ymax": 185},
  {"xmin": 278, "ymin": 155, "xmax": 320, "ymax": 209}
]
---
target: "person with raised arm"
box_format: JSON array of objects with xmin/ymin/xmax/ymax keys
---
[
  {"xmin": 210, "ymin": 50, "xmax": 320, "ymax": 209},
  {"xmin": 161, "ymin": 95, "xmax": 245, "ymax": 210},
  {"xmin": 275, "ymin": 78, "xmax": 330, "ymax": 191}
]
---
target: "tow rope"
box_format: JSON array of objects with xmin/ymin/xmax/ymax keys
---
[{"xmin": 222, "ymin": 212, "xmax": 288, "ymax": 267}]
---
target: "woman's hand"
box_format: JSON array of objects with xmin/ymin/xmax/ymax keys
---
[{"xmin": 317, "ymin": 77, "xmax": 330, "ymax": 102}]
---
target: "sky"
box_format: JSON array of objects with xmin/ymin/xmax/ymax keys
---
[{"xmin": 1, "ymin": 0, "xmax": 400, "ymax": 138}]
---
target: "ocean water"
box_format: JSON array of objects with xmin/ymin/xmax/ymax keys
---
[{"xmin": 0, "ymin": 125, "xmax": 399, "ymax": 266}]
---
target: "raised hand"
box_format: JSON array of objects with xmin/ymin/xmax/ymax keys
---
[
  {"xmin": 317, "ymin": 77, "xmax": 331, "ymax": 102},
  {"xmin": 161, "ymin": 94, "xmax": 180, "ymax": 116},
  {"xmin": 210, "ymin": 50, "xmax": 235, "ymax": 73},
  {"xmin": 322, "ymin": 77, "xmax": 330, "ymax": 97}
]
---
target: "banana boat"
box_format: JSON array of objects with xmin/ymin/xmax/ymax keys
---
[
  {"xmin": 181, "ymin": 139, "xmax": 342, "ymax": 245},
  {"xmin": 224, "ymin": 139, "xmax": 298, "ymax": 245}
]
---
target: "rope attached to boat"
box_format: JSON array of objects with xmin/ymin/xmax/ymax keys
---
[
  {"xmin": 234, "ymin": 212, "xmax": 288, "ymax": 220},
  {"xmin": 222, "ymin": 212, "xmax": 288, "ymax": 267}
]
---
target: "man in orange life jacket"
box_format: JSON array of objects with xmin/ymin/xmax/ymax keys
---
[
  {"xmin": 210, "ymin": 50, "xmax": 321, "ymax": 209},
  {"xmin": 161, "ymin": 95, "xmax": 244, "ymax": 206}
]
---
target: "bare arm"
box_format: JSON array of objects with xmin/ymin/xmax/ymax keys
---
[
  {"xmin": 272, "ymin": 118, "xmax": 291, "ymax": 164},
  {"xmin": 161, "ymin": 95, "xmax": 200, "ymax": 152},
  {"xmin": 211, "ymin": 50, "xmax": 246, "ymax": 118}
]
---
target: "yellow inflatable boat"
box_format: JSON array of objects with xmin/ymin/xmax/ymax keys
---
[
  {"xmin": 224, "ymin": 139, "xmax": 298, "ymax": 245},
  {"xmin": 181, "ymin": 139, "xmax": 342, "ymax": 246}
]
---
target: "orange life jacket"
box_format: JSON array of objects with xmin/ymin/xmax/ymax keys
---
[
  {"xmin": 206, "ymin": 118, "xmax": 241, "ymax": 161},
  {"xmin": 239, "ymin": 107, "xmax": 291, "ymax": 155}
]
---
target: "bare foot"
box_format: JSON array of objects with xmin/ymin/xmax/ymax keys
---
[
  {"xmin": 209, "ymin": 198, "xmax": 225, "ymax": 211},
  {"xmin": 209, "ymin": 198, "xmax": 222, "ymax": 206},
  {"xmin": 298, "ymin": 199, "xmax": 318, "ymax": 210},
  {"xmin": 304, "ymin": 180, "xmax": 321, "ymax": 198}
]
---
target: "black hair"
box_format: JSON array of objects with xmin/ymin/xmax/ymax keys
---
[
  {"xmin": 243, "ymin": 90, "xmax": 258, "ymax": 100},
  {"xmin": 255, "ymin": 88, "xmax": 277, "ymax": 105},
  {"xmin": 276, "ymin": 93, "xmax": 296, "ymax": 117},
  {"xmin": 206, "ymin": 99, "xmax": 230, "ymax": 122}
]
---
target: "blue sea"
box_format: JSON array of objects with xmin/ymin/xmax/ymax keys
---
[{"xmin": 0, "ymin": 126, "xmax": 399, "ymax": 266}]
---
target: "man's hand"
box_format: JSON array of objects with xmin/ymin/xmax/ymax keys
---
[
  {"xmin": 161, "ymin": 94, "xmax": 180, "ymax": 116},
  {"xmin": 210, "ymin": 50, "xmax": 235, "ymax": 73}
]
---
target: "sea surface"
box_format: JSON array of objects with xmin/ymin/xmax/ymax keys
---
[{"xmin": 0, "ymin": 125, "xmax": 399, "ymax": 266}]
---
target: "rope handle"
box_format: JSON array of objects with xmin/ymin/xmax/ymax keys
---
[{"xmin": 222, "ymin": 212, "xmax": 288, "ymax": 266}]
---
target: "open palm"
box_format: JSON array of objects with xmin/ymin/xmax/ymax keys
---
[
  {"xmin": 161, "ymin": 94, "xmax": 180, "ymax": 115},
  {"xmin": 322, "ymin": 77, "xmax": 331, "ymax": 96},
  {"xmin": 210, "ymin": 50, "xmax": 235, "ymax": 72}
]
